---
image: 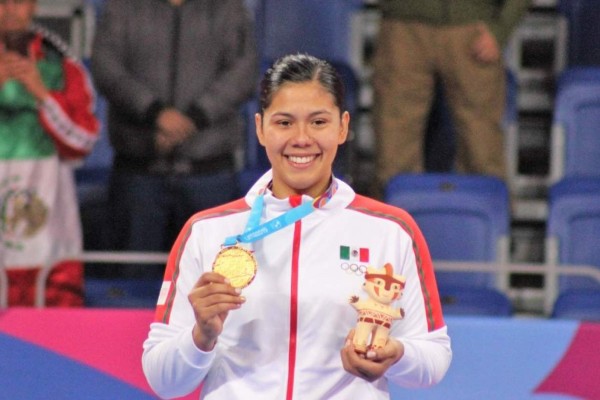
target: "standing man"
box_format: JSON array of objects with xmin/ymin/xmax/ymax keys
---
[
  {"xmin": 372, "ymin": 0, "xmax": 530, "ymax": 194},
  {"xmin": 91, "ymin": 0, "xmax": 258, "ymax": 275},
  {"xmin": 0, "ymin": 0, "xmax": 99, "ymax": 306}
]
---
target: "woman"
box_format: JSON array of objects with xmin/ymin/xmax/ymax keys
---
[{"xmin": 142, "ymin": 54, "xmax": 452, "ymax": 399}]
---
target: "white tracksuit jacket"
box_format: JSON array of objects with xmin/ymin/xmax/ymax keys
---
[{"xmin": 142, "ymin": 171, "xmax": 452, "ymax": 399}]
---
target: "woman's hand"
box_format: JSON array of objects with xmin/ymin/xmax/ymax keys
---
[
  {"xmin": 3, "ymin": 50, "xmax": 49, "ymax": 100},
  {"xmin": 188, "ymin": 272, "xmax": 246, "ymax": 351},
  {"xmin": 340, "ymin": 330, "xmax": 404, "ymax": 382}
]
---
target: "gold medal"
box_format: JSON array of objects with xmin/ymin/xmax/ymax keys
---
[{"xmin": 212, "ymin": 245, "xmax": 257, "ymax": 288}]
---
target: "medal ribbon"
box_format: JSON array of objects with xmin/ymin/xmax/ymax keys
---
[{"xmin": 223, "ymin": 179, "xmax": 338, "ymax": 246}]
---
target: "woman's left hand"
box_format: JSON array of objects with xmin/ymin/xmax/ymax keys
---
[
  {"xmin": 5, "ymin": 51, "xmax": 49, "ymax": 100},
  {"xmin": 340, "ymin": 330, "xmax": 404, "ymax": 382}
]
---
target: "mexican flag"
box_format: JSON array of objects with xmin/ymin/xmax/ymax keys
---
[{"xmin": 0, "ymin": 156, "xmax": 82, "ymax": 269}]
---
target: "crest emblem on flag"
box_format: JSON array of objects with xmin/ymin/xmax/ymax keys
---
[
  {"xmin": 339, "ymin": 245, "xmax": 370, "ymax": 275},
  {"xmin": 1, "ymin": 184, "xmax": 48, "ymax": 250},
  {"xmin": 1, "ymin": 158, "xmax": 82, "ymax": 269}
]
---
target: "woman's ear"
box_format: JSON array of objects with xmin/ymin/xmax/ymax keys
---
[
  {"xmin": 338, "ymin": 111, "xmax": 350, "ymax": 145},
  {"xmin": 255, "ymin": 113, "xmax": 266, "ymax": 146}
]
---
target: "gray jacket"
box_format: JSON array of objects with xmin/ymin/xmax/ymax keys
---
[{"xmin": 91, "ymin": 0, "xmax": 258, "ymax": 169}]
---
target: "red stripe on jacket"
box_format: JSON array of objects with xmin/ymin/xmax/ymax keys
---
[
  {"xmin": 154, "ymin": 198, "xmax": 250, "ymax": 324},
  {"xmin": 349, "ymin": 195, "xmax": 445, "ymax": 332},
  {"xmin": 286, "ymin": 195, "xmax": 302, "ymax": 400},
  {"xmin": 32, "ymin": 35, "xmax": 99, "ymax": 159}
]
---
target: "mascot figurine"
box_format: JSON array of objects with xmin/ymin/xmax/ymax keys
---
[{"xmin": 350, "ymin": 263, "xmax": 406, "ymax": 354}]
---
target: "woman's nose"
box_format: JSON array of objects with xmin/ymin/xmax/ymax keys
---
[{"xmin": 293, "ymin": 123, "xmax": 313, "ymax": 144}]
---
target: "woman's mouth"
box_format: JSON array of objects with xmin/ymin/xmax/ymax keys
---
[{"xmin": 287, "ymin": 155, "xmax": 316, "ymax": 164}]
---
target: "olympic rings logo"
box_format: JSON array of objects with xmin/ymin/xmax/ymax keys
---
[{"xmin": 340, "ymin": 262, "xmax": 367, "ymax": 275}]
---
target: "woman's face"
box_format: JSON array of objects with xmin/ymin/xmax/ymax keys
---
[
  {"xmin": 256, "ymin": 80, "xmax": 349, "ymax": 199},
  {"xmin": 0, "ymin": 0, "xmax": 36, "ymax": 35}
]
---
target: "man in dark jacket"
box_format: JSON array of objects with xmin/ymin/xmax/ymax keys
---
[{"xmin": 91, "ymin": 0, "xmax": 258, "ymax": 269}]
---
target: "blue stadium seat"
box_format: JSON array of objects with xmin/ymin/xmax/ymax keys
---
[
  {"xmin": 557, "ymin": 0, "xmax": 600, "ymax": 66},
  {"xmin": 552, "ymin": 290, "xmax": 600, "ymax": 320},
  {"xmin": 254, "ymin": 0, "xmax": 363, "ymax": 65},
  {"xmin": 237, "ymin": 96, "xmax": 268, "ymax": 196},
  {"xmin": 241, "ymin": 98, "xmax": 267, "ymax": 170},
  {"xmin": 75, "ymin": 95, "xmax": 113, "ymax": 186},
  {"xmin": 75, "ymin": 94, "xmax": 113, "ymax": 250},
  {"xmin": 237, "ymin": 166, "xmax": 268, "ymax": 196},
  {"xmin": 547, "ymin": 177, "xmax": 600, "ymax": 320},
  {"xmin": 556, "ymin": 66, "xmax": 600, "ymax": 91},
  {"xmin": 84, "ymin": 278, "xmax": 161, "ymax": 308},
  {"xmin": 549, "ymin": 76, "xmax": 600, "ymax": 182},
  {"xmin": 384, "ymin": 173, "xmax": 513, "ymax": 316},
  {"xmin": 439, "ymin": 286, "xmax": 513, "ymax": 317},
  {"xmin": 331, "ymin": 60, "xmax": 360, "ymax": 117},
  {"xmin": 550, "ymin": 175, "xmax": 600, "ymax": 197}
]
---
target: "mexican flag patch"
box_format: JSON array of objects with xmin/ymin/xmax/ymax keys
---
[{"xmin": 339, "ymin": 245, "xmax": 369, "ymax": 263}]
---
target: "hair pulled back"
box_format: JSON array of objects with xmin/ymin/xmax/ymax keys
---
[{"xmin": 259, "ymin": 53, "xmax": 345, "ymax": 115}]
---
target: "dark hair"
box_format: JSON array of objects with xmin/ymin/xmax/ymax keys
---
[{"xmin": 259, "ymin": 54, "xmax": 345, "ymax": 115}]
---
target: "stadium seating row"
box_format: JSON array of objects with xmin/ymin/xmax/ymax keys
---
[{"xmin": 384, "ymin": 172, "xmax": 600, "ymax": 321}]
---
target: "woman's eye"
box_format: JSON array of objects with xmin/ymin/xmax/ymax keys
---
[{"xmin": 277, "ymin": 120, "xmax": 291, "ymax": 127}]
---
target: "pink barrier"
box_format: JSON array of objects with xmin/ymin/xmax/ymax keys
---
[
  {"xmin": 0, "ymin": 308, "xmax": 200, "ymax": 399},
  {"xmin": 0, "ymin": 308, "xmax": 154, "ymax": 394}
]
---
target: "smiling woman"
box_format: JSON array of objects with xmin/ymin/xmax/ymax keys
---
[
  {"xmin": 142, "ymin": 54, "xmax": 451, "ymax": 400},
  {"xmin": 255, "ymin": 55, "xmax": 350, "ymax": 199}
]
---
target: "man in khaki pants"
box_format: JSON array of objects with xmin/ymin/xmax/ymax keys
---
[{"xmin": 372, "ymin": 0, "xmax": 530, "ymax": 195}]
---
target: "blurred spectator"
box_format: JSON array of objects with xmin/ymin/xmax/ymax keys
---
[
  {"xmin": 90, "ymin": 0, "xmax": 258, "ymax": 277},
  {"xmin": 0, "ymin": 0, "xmax": 99, "ymax": 306},
  {"xmin": 372, "ymin": 0, "xmax": 529, "ymax": 196}
]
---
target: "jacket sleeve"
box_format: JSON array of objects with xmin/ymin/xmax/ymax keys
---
[
  {"xmin": 385, "ymin": 211, "xmax": 452, "ymax": 387},
  {"xmin": 38, "ymin": 57, "xmax": 99, "ymax": 160},
  {"xmin": 188, "ymin": 0, "xmax": 259, "ymax": 123},
  {"xmin": 487, "ymin": 0, "xmax": 531, "ymax": 48},
  {"xmin": 142, "ymin": 221, "xmax": 216, "ymax": 399}
]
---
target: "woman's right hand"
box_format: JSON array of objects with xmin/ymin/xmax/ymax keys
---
[{"xmin": 188, "ymin": 272, "xmax": 246, "ymax": 351}]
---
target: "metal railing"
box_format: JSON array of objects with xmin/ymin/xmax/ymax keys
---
[
  {"xmin": 434, "ymin": 260, "xmax": 600, "ymax": 315},
  {"xmin": 0, "ymin": 251, "xmax": 168, "ymax": 309},
  {"xmin": 2, "ymin": 251, "xmax": 600, "ymax": 313}
]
